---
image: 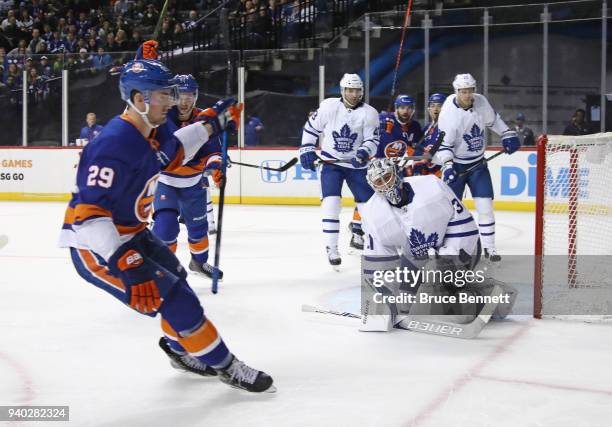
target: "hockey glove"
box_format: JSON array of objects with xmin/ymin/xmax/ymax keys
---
[
  {"xmin": 351, "ymin": 148, "xmax": 370, "ymax": 168},
  {"xmin": 501, "ymin": 130, "xmax": 520, "ymax": 154},
  {"xmin": 108, "ymin": 241, "xmax": 179, "ymax": 316},
  {"xmin": 442, "ymin": 161, "xmax": 457, "ymax": 185},
  {"xmin": 135, "ymin": 40, "xmax": 159, "ymax": 60},
  {"xmin": 205, "ymin": 158, "xmax": 224, "ymax": 187},
  {"xmin": 299, "ymin": 145, "xmax": 317, "ymax": 171},
  {"xmin": 194, "ymin": 98, "xmax": 241, "ymax": 139}
]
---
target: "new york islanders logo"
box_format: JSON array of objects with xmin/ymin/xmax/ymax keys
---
[
  {"xmin": 134, "ymin": 174, "xmax": 159, "ymax": 221},
  {"xmin": 384, "ymin": 140, "xmax": 408, "ymax": 158},
  {"xmin": 408, "ymin": 228, "xmax": 439, "ymax": 257},
  {"xmin": 463, "ymin": 124, "xmax": 484, "ymax": 152},
  {"xmin": 332, "ymin": 124, "xmax": 358, "ymax": 154}
]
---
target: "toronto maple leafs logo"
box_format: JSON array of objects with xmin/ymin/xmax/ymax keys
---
[
  {"xmin": 463, "ymin": 124, "xmax": 484, "ymax": 152},
  {"xmin": 332, "ymin": 124, "xmax": 358, "ymax": 154},
  {"xmin": 408, "ymin": 228, "xmax": 439, "ymax": 257}
]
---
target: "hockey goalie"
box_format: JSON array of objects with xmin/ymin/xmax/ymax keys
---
[{"xmin": 358, "ymin": 158, "xmax": 517, "ymax": 336}]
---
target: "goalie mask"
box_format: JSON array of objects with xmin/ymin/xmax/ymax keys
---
[
  {"xmin": 339, "ymin": 73, "xmax": 363, "ymax": 108},
  {"xmin": 366, "ymin": 158, "xmax": 404, "ymax": 206}
]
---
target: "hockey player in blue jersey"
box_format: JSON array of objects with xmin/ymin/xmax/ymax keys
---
[
  {"xmin": 152, "ymin": 74, "xmax": 223, "ymax": 280},
  {"xmin": 377, "ymin": 94, "xmax": 423, "ymax": 160},
  {"xmin": 299, "ymin": 73, "xmax": 379, "ymax": 267},
  {"xmin": 434, "ymin": 74, "xmax": 520, "ymax": 263},
  {"xmin": 58, "ymin": 56, "xmax": 274, "ymax": 393},
  {"xmin": 412, "ymin": 93, "xmax": 445, "ymax": 177},
  {"xmin": 167, "ymin": 74, "xmax": 218, "ymax": 235}
]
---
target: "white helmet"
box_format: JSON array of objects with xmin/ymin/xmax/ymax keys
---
[
  {"xmin": 340, "ymin": 73, "xmax": 363, "ymax": 107},
  {"xmin": 452, "ymin": 73, "xmax": 477, "ymax": 92}
]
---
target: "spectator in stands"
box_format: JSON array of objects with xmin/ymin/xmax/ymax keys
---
[
  {"xmin": 79, "ymin": 112, "xmax": 103, "ymax": 144},
  {"xmin": 183, "ymin": 10, "xmax": 198, "ymax": 30},
  {"xmin": 105, "ymin": 32, "xmax": 118, "ymax": 52},
  {"xmin": 245, "ymin": 113, "xmax": 264, "ymax": 146},
  {"xmin": 39, "ymin": 55, "xmax": 54, "ymax": 78},
  {"xmin": 1, "ymin": 9, "xmax": 14, "ymax": 31},
  {"xmin": 76, "ymin": 47, "xmax": 92, "ymax": 70},
  {"xmin": 141, "ymin": 4, "xmax": 158, "ymax": 31},
  {"xmin": 512, "ymin": 113, "xmax": 535, "ymax": 146},
  {"xmin": 115, "ymin": 29, "xmax": 128, "ymax": 51},
  {"xmin": 76, "ymin": 12, "xmax": 90, "ymax": 37},
  {"xmin": 87, "ymin": 37, "xmax": 98, "ymax": 52},
  {"xmin": 26, "ymin": 67, "xmax": 44, "ymax": 103},
  {"xmin": 48, "ymin": 31, "xmax": 64, "ymax": 53},
  {"xmin": 35, "ymin": 39, "xmax": 48, "ymax": 54},
  {"xmin": 17, "ymin": 9, "xmax": 33, "ymax": 34},
  {"xmin": 42, "ymin": 23, "xmax": 53, "ymax": 41},
  {"xmin": 64, "ymin": 32, "xmax": 77, "ymax": 53},
  {"xmin": 6, "ymin": 60, "xmax": 20, "ymax": 84},
  {"xmin": 114, "ymin": 0, "xmax": 130, "ymax": 16},
  {"xmin": 27, "ymin": 28, "xmax": 41, "ymax": 53},
  {"xmin": 92, "ymin": 46, "xmax": 112, "ymax": 70},
  {"xmin": 128, "ymin": 29, "xmax": 143, "ymax": 50},
  {"xmin": 563, "ymin": 108, "xmax": 592, "ymax": 136}
]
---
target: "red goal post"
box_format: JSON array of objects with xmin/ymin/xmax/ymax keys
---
[{"xmin": 534, "ymin": 133, "xmax": 612, "ymax": 319}]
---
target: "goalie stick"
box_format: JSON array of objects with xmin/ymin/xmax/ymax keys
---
[
  {"xmin": 301, "ymin": 284, "xmax": 502, "ymax": 340},
  {"xmin": 229, "ymin": 157, "xmax": 298, "ymax": 172}
]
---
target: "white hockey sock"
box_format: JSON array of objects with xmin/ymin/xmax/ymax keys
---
[
  {"xmin": 206, "ymin": 187, "xmax": 215, "ymax": 224},
  {"xmin": 474, "ymin": 197, "xmax": 495, "ymax": 249},
  {"xmin": 321, "ymin": 196, "xmax": 341, "ymax": 248}
]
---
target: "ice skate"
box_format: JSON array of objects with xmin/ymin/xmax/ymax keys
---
[
  {"xmin": 484, "ymin": 248, "xmax": 501, "ymax": 263},
  {"xmin": 189, "ymin": 259, "xmax": 224, "ymax": 280},
  {"xmin": 217, "ymin": 357, "xmax": 275, "ymax": 393},
  {"xmin": 326, "ymin": 246, "xmax": 341, "ymax": 271},
  {"xmin": 158, "ymin": 337, "xmax": 217, "ymax": 377}
]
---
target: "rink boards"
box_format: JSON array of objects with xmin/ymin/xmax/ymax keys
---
[{"xmin": 0, "ymin": 146, "xmax": 538, "ymax": 211}]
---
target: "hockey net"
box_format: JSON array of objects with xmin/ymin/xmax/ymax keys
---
[{"xmin": 534, "ymin": 133, "xmax": 612, "ymax": 320}]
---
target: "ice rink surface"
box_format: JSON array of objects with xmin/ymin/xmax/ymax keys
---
[{"xmin": 1, "ymin": 202, "xmax": 611, "ymax": 427}]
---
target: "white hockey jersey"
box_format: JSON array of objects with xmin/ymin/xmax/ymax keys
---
[
  {"xmin": 301, "ymin": 98, "xmax": 379, "ymax": 169},
  {"xmin": 360, "ymin": 175, "xmax": 480, "ymax": 258},
  {"xmin": 434, "ymin": 93, "xmax": 510, "ymax": 165}
]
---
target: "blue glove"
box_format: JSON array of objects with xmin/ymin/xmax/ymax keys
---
[
  {"xmin": 211, "ymin": 97, "xmax": 237, "ymax": 116},
  {"xmin": 351, "ymin": 148, "xmax": 370, "ymax": 168},
  {"xmin": 442, "ymin": 161, "xmax": 457, "ymax": 185},
  {"xmin": 107, "ymin": 237, "xmax": 180, "ymax": 316},
  {"xmin": 299, "ymin": 145, "xmax": 317, "ymax": 171},
  {"xmin": 501, "ymin": 130, "xmax": 520, "ymax": 154}
]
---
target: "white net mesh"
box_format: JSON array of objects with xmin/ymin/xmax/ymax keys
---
[{"xmin": 539, "ymin": 133, "xmax": 612, "ymax": 319}]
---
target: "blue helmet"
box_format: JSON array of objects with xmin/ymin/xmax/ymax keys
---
[
  {"xmin": 428, "ymin": 93, "xmax": 446, "ymax": 105},
  {"xmin": 394, "ymin": 94, "xmax": 415, "ymax": 109},
  {"xmin": 119, "ymin": 59, "xmax": 176, "ymax": 103},
  {"xmin": 174, "ymin": 74, "xmax": 199, "ymax": 94}
]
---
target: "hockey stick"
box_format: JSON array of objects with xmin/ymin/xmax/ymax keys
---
[
  {"xmin": 152, "ymin": 0, "xmax": 171, "ymax": 40},
  {"xmin": 229, "ymin": 157, "xmax": 298, "ymax": 172},
  {"xmin": 301, "ymin": 304, "xmax": 361, "ymax": 319},
  {"xmin": 388, "ymin": 0, "xmax": 414, "ymax": 111},
  {"xmin": 0, "ymin": 235, "xmax": 7, "ymax": 250},
  {"xmin": 457, "ymin": 150, "xmax": 505, "ymax": 178},
  {"xmin": 302, "ymin": 284, "xmax": 501, "ymax": 339},
  {"xmin": 211, "ymin": 8, "xmax": 233, "ymax": 295}
]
